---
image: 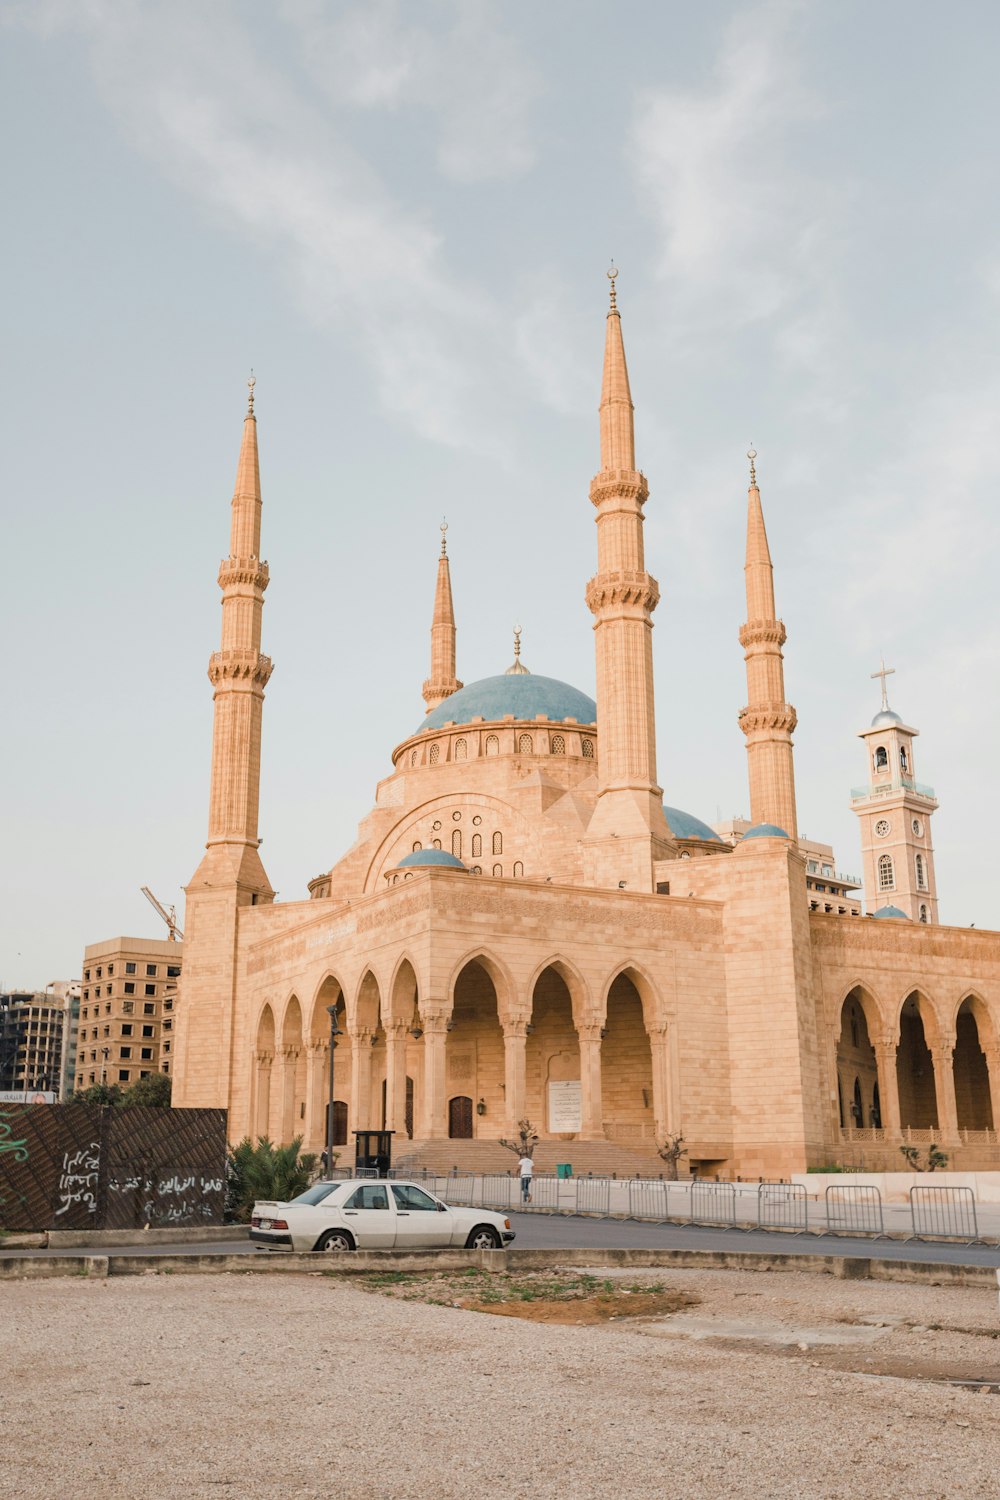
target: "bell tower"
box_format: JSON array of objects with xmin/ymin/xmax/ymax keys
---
[{"xmin": 851, "ymin": 661, "xmax": 939, "ymax": 923}]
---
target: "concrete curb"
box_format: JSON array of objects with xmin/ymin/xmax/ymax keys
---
[
  {"xmin": 0, "ymin": 1246, "xmax": 994, "ymax": 1288},
  {"xmin": 45, "ymin": 1226, "xmax": 249, "ymax": 1250}
]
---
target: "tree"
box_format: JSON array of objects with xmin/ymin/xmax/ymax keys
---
[
  {"xmin": 655, "ymin": 1133, "xmax": 689, "ymax": 1181},
  {"xmin": 927, "ymin": 1143, "xmax": 949, "ymax": 1172},
  {"xmin": 498, "ymin": 1119, "xmax": 539, "ymax": 1160},
  {"xmin": 120, "ymin": 1073, "xmax": 172, "ymax": 1108},
  {"xmin": 66, "ymin": 1083, "xmax": 124, "ymax": 1106},
  {"xmin": 899, "ymin": 1144, "xmax": 921, "ymax": 1170},
  {"xmin": 226, "ymin": 1136, "xmax": 318, "ymax": 1223}
]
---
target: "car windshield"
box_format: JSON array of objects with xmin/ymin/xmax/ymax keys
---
[{"xmin": 289, "ymin": 1184, "xmax": 339, "ymax": 1206}]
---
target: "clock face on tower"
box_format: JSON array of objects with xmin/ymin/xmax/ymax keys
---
[{"xmin": 875, "ymin": 818, "xmax": 891, "ymax": 838}]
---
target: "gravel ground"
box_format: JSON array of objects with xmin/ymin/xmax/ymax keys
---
[{"xmin": 5, "ymin": 1266, "xmax": 1000, "ymax": 1500}]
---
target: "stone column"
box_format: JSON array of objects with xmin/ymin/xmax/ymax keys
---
[
  {"xmin": 931, "ymin": 1038, "xmax": 959, "ymax": 1142},
  {"xmin": 982, "ymin": 1047, "xmax": 1000, "ymax": 1135},
  {"xmin": 502, "ymin": 1019, "xmax": 528, "ymax": 1134},
  {"xmin": 278, "ymin": 1045, "xmax": 299, "ymax": 1144},
  {"xmin": 874, "ymin": 1038, "xmax": 901, "ymax": 1135},
  {"xmin": 254, "ymin": 1052, "xmax": 272, "ymax": 1138},
  {"xmin": 303, "ymin": 1040, "xmax": 325, "ymax": 1152},
  {"xmin": 384, "ymin": 1023, "xmax": 409, "ymax": 1134},
  {"xmin": 421, "ymin": 1013, "xmax": 449, "ymax": 1139},
  {"xmin": 350, "ymin": 1028, "xmax": 374, "ymax": 1130},
  {"xmin": 648, "ymin": 1023, "xmax": 675, "ymax": 1139},
  {"xmin": 577, "ymin": 1023, "xmax": 604, "ymax": 1140}
]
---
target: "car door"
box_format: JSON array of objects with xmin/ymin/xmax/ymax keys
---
[
  {"xmin": 390, "ymin": 1183, "xmax": 454, "ymax": 1247},
  {"xmin": 339, "ymin": 1183, "xmax": 396, "ymax": 1248}
]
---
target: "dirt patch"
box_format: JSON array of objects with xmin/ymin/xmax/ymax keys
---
[
  {"xmin": 463, "ymin": 1289, "xmax": 695, "ymax": 1324},
  {"xmin": 354, "ymin": 1267, "xmax": 699, "ymax": 1324}
]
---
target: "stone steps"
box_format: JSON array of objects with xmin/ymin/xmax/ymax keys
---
[{"xmin": 392, "ymin": 1137, "xmax": 677, "ymax": 1179}]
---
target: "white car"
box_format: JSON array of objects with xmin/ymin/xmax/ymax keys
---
[{"xmin": 250, "ymin": 1178, "xmax": 515, "ymax": 1253}]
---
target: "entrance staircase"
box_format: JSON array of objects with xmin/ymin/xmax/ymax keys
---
[{"xmin": 392, "ymin": 1137, "xmax": 672, "ymax": 1179}]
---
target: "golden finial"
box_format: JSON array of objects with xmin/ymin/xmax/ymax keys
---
[
  {"xmin": 440, "ymin": 518, "xmax": 449, "ymax": 556},
  {"xmin": 505, "ymin": 623, "xmax": 530, "ymax": 675},
  {"xmin": 747, "ymin": 444, "xmax": 757, "ymax": 487},
  {"xmin": 513, "ymin": 623, "xmax": 522, "ymax": 661},
  {"xmin": 607, "ymin": 263, "xmax": 619, "ymax": 312},
  {"xmin": 247, "ymin": 370, "xmax": 256, "ymax": 417}
]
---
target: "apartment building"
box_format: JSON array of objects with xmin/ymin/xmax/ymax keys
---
[{"xmin": 78, "ymin": 937, "xmax": 182, "ymax": 1090}]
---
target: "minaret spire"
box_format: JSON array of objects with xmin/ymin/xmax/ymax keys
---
[
  {"xmin": 738, "ymin": 449, "xmax": 799, "ymax": 838},
  {"xmin": 584, "ymin": 268, "xmax": 672, "ymax": 890},
  {"xmin": 421, "ymin": 520, "xmax": 462, "ymax": 712}
]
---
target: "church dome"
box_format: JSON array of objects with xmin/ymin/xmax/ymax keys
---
[
  {"xmin": 871, "ymin": 904, "xmax": 910, "ymax": 920},
  {"xmin": 418, "ymin": 674, "xmax": 597, "ymax": 733},
  {"xmin": 663, "ymin": 806, "xmax": 722, "ymax": 842},
  {"xmin": 743, "ymin": 823, "xmax": 791, "ymax": 840},
  {"xmin": 397, "ymin": 849, "xmax": 467, "ymax": 870},
  {"xmin": 871, "ymin": 708, "xmax": 903, "ymax": 728}
]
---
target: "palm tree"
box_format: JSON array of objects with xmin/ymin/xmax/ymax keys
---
[{"xmin": 226, "ymin": 1136, "xmax": 318, "ymax": 1222}]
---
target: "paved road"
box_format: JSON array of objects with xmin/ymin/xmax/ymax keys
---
[{"xmin": 5, "ymin": 1212, "xmax": 1000, "ymax": 1266}]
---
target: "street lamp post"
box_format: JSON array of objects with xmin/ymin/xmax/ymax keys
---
[{"xmin": 325, "ymin": 1004, "xmax": 343, "ymax": 1177}]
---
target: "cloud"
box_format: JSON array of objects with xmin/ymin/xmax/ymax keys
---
[{"xmin": 7, "ymin": 0, "xmax": 542, "ymax": 454}]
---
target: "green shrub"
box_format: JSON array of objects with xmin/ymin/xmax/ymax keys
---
[{"xmin": 225, "ymin": 1136, "xmax": 317, "ymax": 1222}]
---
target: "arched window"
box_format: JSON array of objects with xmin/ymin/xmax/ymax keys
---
[
  {"xmin": 518, "ymin": 733, "xmax": 533, "ymax": 753},
  {"xmin": 900, "ymin": 744, "xmax": 909, "ymax": 772},
  {"xmin": 878, "ymin": 853, "xmax": 894, "ymax": 891},
  {"xmin": 429, "ymin": 743, "xmax": 440, "ymax": 765},
  {"xmin": 492, "ymin": 831, "xmax": 502, "ymax": 855},
  {"xmin": 492, "ymin": 864, "xmax": 502, "ymax": 877},
  {"xmin": 551, "ymin": 734, "xmax": 565, "ymax": 755},
  {"xmin": 581, "ymin": 738, "xmax": 594, "ymax": 759},
  {"xmin": 513, "ymin": 861, "xmax": 524, "ymax": 878},
  {"xmin": 485, "ymin": 734, "xmax": 499, "ymax": 756},
  {"xmin": 874, "ymin": 745, "xmax": 888, "ymax": 770},
  {"xmin": 470, "ymin": 866, "xmax": 482, "ymax": 875},
  {"xmin": 919, "ymin": 904, "xmax": 928, "ymax": 923},
  {"xmin": 471, "ymin": 834, "xmax": 482, "ymax": 857},
  {"xmin": 915, "ymin": 853, "xmax": 926, "ymax": 890},
  {"xmin": 452, "ymin": 830, "xmax": 462, "ymax": 857},
  {"xmin": 432, "ymin": 839, "xmax": 442, "ymax": 850},
  {"xmin": 410, "ymin": 749, "xmax": 418, "ymax": 767},
  {"xmin": 412, "ymin": 841, "xmax": 422, "ymax": 852},
  {"xmin": 455, "ymin": 738, "xmax": 467, "ymax": 761}
]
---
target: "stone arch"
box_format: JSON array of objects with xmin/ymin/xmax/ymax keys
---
[
  {"xmin": 954, "ymin": 995, "xmax": 995, "ymax": 1131},
  {"xmin": 353, "ymin": 969, "xmax": 382, "ymax": 1034},
  {"xmin": 446, "ymin": 948, "xmax": 515, "ymax": 1018},
  {"xmin": 600, "ymin": 961, "xmax": 659, "ymax": 1033},
  {"xmin": 527, "ymin": 955, "xmax": 589, "ymax": 1023},
  {"xmin": 253, "ymin": 1003, "xmax": 276, "ymax": 1139},
  {"xmin": 889, "ymin": 984, "xmax": 946, "ymax": 1047},
  {"xmin": 277, "ymin": 995, "xmax": 307, "ymax": 1144},
  {"xmin": 896, "ymin": 990, "xmax": 939, "ymax": 1130},
  {"xmin": 387, "ymin": 955, "xmax": 420, "ymax": 1024},
  {"xmin": 310, "ymin": 973, "xmax": 347, "ymax": 1042},
  {"xmin": 307, "ymin": 974, "xmax": 352, "ymax": 1154},
  {"xmin": 528, "ymin": 960, "xmax": 587, "ymax": 1137},
  {"xmin": 447, "ymin": 957, "xmax": 506, "ymax": 1137},
  {"xmin": 602, "ymin": 969, "xmax": 655, "ymax": 1142},
  {"xmin": 836, "ymin": 989, "xmax": 881, "ymax": 1129},
  {"xmin": 837, "ymin": 982, "xmax": 889, "ymax": 1044},
  {"xmin": 948, "ymin": 990, "xmax": 998, "ymax": 1048}
]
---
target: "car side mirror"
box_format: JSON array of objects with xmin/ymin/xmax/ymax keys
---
[{"xmin": 437, "ymin": 1203, "xmax": 447, "ymax": 1212}]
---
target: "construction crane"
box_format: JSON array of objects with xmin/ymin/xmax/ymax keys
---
[{"xmin": 140, "ymin": 886, "xmax": 184, "ymax": 942}]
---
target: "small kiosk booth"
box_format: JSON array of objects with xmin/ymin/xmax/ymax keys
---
[{"xmin": 353, "ymin": 1130, "xmax": 394, "ymax": 1178}]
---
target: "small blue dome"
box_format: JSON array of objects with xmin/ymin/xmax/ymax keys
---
[
  {"xmin": 871, "ymin": 708, "xmax": 903, "ymax": 728},
  {"xmin": 743, "ymin": 823, "xmax": 791, "ymax": 840},
  {"xmin": 418, "ymin": 674, "xmax": 597, "ymax": 733},
  {"xmin": 397, "ymin": 849, "xmax": 466, "ymax": 870},
  {"xmin": 663, "ymin": 806, "xmax": 722, "ymax": 842},
  {"xmin": 871, "ymin": 904, "xmax": 910, "ymax": 920}
]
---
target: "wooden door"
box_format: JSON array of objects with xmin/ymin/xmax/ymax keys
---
[{"xmin": 448, "ymin": 1095, "xmax": 473, "ymax": 1138}]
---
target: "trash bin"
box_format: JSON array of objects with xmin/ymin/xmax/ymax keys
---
[{"xmin": 556, "ymin": 1163, "xmax": 573, "ymax": 1179}]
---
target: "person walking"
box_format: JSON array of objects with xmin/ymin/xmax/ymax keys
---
[{"xmin": 517, "ymin": 1152, "xmax": 534, "ymax": 1204}]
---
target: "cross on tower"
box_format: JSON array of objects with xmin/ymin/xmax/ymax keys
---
[{"xmin": 871, "ymin": 657, "xmax": 895, "ymax": 711}]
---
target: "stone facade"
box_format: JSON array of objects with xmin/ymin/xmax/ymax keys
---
[{"xmin": 172, "ymin": 288, "xmax": 999, "ymax": 1180}]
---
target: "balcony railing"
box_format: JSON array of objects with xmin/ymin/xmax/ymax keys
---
[{"xmin": 850, "ymin": 778, "xmax": 937, "ymax": 802}]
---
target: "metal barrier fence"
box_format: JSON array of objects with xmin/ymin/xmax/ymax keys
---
[
  {"xmin": 824, "ymin": 1184, "xmax": 884, "ymax": 1236},
  {"xmin": 909, "ymin": 1185, "xmax": 980, "ymax": 1243},
  {"xmin": 757, "ymin": 1182, "xmax": 808, "ymax": 1232},
  {"xmin": 690, "ymin": 1179, "xmax": 737, "ymax": 1226},
  {"xmin": 480, "ymin": 1174, "xmax": 517, "ymax": 1210},
  {"xmin": 439, "ymin": 1174, "xmax": 477, "ymax": 1206},
  {"xmin": 628, "ymin": 1178, "xmax": 670, "ymax": 1221},
  {"xmin": 576, "ymin": 1176, "xmax": 611, "ymax": 1215},
  {"xmin": 529, "ymin": 1175, "xmax": 560, "ymax": 1209}
]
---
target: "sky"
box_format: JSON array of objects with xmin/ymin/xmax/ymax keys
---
[{"xmin": 3, "ymin": 0, "xmax": 999, "ymax": 987}]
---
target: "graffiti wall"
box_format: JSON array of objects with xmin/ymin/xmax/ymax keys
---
[{"xmin": 0, "ymin": 1104, "xmax": 227, "ymax": 1231}]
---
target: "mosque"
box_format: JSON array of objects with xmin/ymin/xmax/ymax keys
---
[{"xmin": 173, "ymin": 277, "xmax": 1000, "ymax": 1179}]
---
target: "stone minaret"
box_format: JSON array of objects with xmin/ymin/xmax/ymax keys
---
[
  {"xmin": 738, "ymin": 449, "xmax": 798, "ymax": 838},
  {"xmin": 421, "ymin": 521, "xmax": 462, "ymax": 713},
  {"xmin": 175, "ymin": 378, "xmax": 273, "ymax": 1109},
  {"xmin": 584, "ymin": 269, "xmax": 672, "ymax": 891}
]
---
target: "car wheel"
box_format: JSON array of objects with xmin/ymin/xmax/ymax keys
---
[
  {"xmin": 314, "ymin": 1228, "xmax": 355, "ymax": 1253},
  {"xmin": 465, "ymin": 1225, "xmax": 501, "ymax": 1250}
]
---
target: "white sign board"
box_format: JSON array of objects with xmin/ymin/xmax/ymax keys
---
[
  {"xmin": 548, "ymin": 1079, "xmax": 581, "ymax": 1133},
  {"xmin": 0, "ymin": 1090, "xmax": 55, "ymax": 1104}
]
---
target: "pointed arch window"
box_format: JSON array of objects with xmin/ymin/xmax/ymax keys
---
[
  {"xmin": 518, "ymin": 733, "xmax": 533, "ymax": 753},
  {"xmin": 915, "ymin": 853, "xmax": 926, "ymax": 890},
  {"xmin": 412, "ymin": 841, "xmax": 422, "ymax": 852},
  {"xmin": 432, "ymin": 839, "xmax": 442, "ymax": 850},
  {"xmin": 492, "ymin": 864, "xmax": 503, "ymax": 877},
  {"xmin": 472, "ymin": 834, "xmax": 482, "ymax": 858},
  {"xmin": 900, "ymin": 744, "xmax": 909, "ymax": 772},
  {"xmin": 452, "ymin": 830, "xmax": 462, "ymax": 857},
  {"xmin": 485, "ymin": 734, "xmax": 499, "ymax": 757},
  {"xmin": 874, "ymin": 745, "xmax": 888, "ymax": 771},
  {"xmin": 492, "ymin": 832, "xmax": 502, "ymax": 855},
  {"xmin": 429, "ymin": 743, "xmax": 440, "ymax": 765},
  {"xmin": 513, "ymin": 861, "xmax": 524, "ymax": 878},
  {"xmin": 455, "ymin": 738, "xmax": 467, "ymax": 761},
  {"xmin": 919, "ymin": 904, "xmax": 928, "ymax": 923},
  {"xmin": 410, "ymin": 749, "xmax": 418, "ymax": 767},
  {"xmin": 551, "ymin": 734, "xmax": 565, "ymax": 755},
  {"xmin": 877, "ymin": 853, "xmax": 894, "ymax": 891},
  {"xmin": 581, "ymin": 737, "xmax": 595, "ymax": 759}
]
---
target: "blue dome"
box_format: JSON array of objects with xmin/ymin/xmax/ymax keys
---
[
  {"xmin": 743, "ymin": 823, "xmax": 791, "ymax": 840},
  {"xmin": 872, "ymin": 904, "xmax": 910, "ymax": 920},
  {"xmin": 397, "ymin": 849, "xmax": 466, "ymax": 870},
  {"xmin": 663, "ymin": 806, "xmax": 722, "ymax": 842},
  {"xmin": 871, "ymin": 708, "xmax": 903, "ymax": 728},
  {"xmin": 418, "ymin": 674, "xmax": 597, "ymax": 733}
]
